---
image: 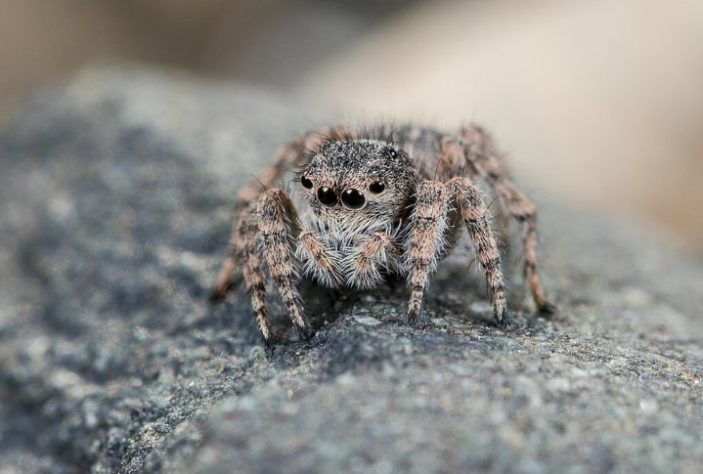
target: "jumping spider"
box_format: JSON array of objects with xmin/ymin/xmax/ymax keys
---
[{"xmin": 212, "ymin": 124, "xmax": 555, "ymax": 343}]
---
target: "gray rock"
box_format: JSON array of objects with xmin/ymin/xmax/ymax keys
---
[{"xmin": 0, "ymin": 65, "xmax": 701, "ymax": 474}]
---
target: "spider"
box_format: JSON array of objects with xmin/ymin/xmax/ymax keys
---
[{"xmin": 212, "ymin": 124, "xmax": 555, "ymax": 343}]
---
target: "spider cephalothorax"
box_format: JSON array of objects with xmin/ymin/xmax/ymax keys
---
[
  {"xmin": 298, "ymin": 139, "xmax": 417, "ymax": 235},
  {"xmin": 213, "ymin": 124, "xmax": 555, "ymax": 343}
]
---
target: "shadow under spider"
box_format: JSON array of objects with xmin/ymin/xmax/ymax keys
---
[
  {"xmin": 190, "ymin": 261, "xmax": 552, "ymax": 362},
  {"xmin": 294, "ymin": 266, "xmax": 543, "ymax": 338}
]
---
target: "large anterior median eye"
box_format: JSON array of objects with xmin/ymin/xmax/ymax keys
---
[
  {"xmin": 317, "ymin": 187, "xmax": 338, "ymax": 207},
  {"xmin": 341, "ymin": 189, "xmax": 366, "ymax": 209},
  {"xmin": 300, "ymin": 175, "xmax": 313, "ymax": 189}
]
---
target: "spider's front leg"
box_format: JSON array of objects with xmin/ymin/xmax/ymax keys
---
[
  {"xmin": 406, "ymin": 179, "xmax": 510, "ymax": 327},
  {"xmin": 212, "ymin": 124, "xmax": 355, "ymax": 300},
  {"xmin": 406, "ymin": 181, "xmax": 452, "ymax": 323},
  {"xmin": 257, "ymin": 188, "xmax": 312, "ymax": 340}
]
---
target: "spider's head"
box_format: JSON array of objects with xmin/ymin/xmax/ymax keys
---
[{"xmin": 297, "ymin": 139, "xmax": 418, "ymax": 229}]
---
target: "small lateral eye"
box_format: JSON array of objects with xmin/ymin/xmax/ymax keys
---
[
  {"xmin": 301, "ymin": 175, "xmax": 313, "ymax": 189},
  {"xmin": 369, "ymin": 181, "xmax": 385, "ymax": 194},
  {"xmin": 386, "ymin": 148, "xmax": 398, "ymax": 159}
]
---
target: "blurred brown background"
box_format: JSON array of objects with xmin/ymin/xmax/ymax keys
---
[{"xmin": 2, "ymin": 0, "xmax": 702, "ymax": 255}]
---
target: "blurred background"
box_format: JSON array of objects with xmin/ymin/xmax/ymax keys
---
[{"xmin": 1, "ymin": 0, "xmax": 702, "ymax": 255}]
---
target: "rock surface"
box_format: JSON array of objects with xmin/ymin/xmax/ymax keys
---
[{"xmin": 0, "ymin": 66, "xmax": 701, "ymax": 474}]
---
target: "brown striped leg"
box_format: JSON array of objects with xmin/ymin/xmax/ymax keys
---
[
  {"xmin": 406, "ymin": 180, "xmax": 452, "ymax": 324},
  {"xmin": 349, "ymin": 231, "xmax": 397, "ymax": 289},
  {"xmin": 448, "ymin": 177, "xmax": 510, "ymax": 326},
  {"xmin": 257, "ymin": 188, "xmax": 311, "ymax": 340},
  {"xmin": 458, "ymin": 125, "xmax": 555, "ymax": 315},
  {"xmin": 494, "ymin": 178, "xmax": 555, "ymax": 314},
  {"xmin": 210, "ymin": 204, "xmax": 252, "ymax": 302},
  {"xmin": 213, "ymin": 124, "xmax": 354, "ymax": 301},
  {"xmin": 458, "ymin": 124, "xmax": 511, "ymax": 178},
  {"xmin": 236, "ymin": 205, "xmax": 274, "ymax": 342},
  {"xmin": 242, "ymin": 234, "xmax": 274, "ymax": 341}
]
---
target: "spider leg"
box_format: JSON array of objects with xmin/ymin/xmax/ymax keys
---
[
  {"xmin": 406, "ymin": 180, "xmax": 452, "ymax": 324},
  {"xmin": 214, "ymin": 203, "xmax": 274, "ymax": 342},
  {"xmin": 405, "ymin": 176, "xmax": 510, "ymax": 326},
  {"xmin": 348, "ymin": 231, "xmax": 397, "ymax": 289},
  {"xmin": 213, "ymin": 125, "xmax": 355, "ymax": 299},
  {"xmin": 497, "ymin": 178, "xmax": 555, "ymax": 314},
  {"xmin": 211, "ymin": 202, "xmax": 252, "ymax": 302},
  {"xmin": 448, "ymin": 177, "xmax": 510, "ymax": 326},
  {"xmin": 257, "ymin": 188, "xmax": 311, "ymax": 340},
  {"xmin": 458, "ymin": 125, "xmax": 556, "ymax": 315},
  {"xmin": 241, "ymin": 213, "xmax": 275, "ymax": 342},
  {"xmin": 210, "ymin": 240, "xmax": 238, "ymax": 302}
]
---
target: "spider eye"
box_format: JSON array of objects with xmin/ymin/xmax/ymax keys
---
[
  {"xmin": 317, "ymin": 187, "xmax": 338, "ymax": 207},
  {"xmin": 369, "ymin": 182, "xmax": 385, "ymax": 194},
  {"xmin": 387, "ymin": 148, "xmax": 398, "ymax": 159},
  {"xmin": 341, "ymin": 189, "xmax": 366, "ymax": 209},
  {"xmin": 301, "ymin": 175, "xmax": 313, "ymax": 189}
]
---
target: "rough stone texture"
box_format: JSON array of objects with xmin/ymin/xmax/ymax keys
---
[{"xmin": 0, "ymin": 66, "xmax": 701, "ymax": 474}]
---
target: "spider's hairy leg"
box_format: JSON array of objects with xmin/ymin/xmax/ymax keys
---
[
  {"xmin": 348, "ymin": 231, "xmax": 397, "ymax": 289},
  {"xmin": 257, "ymin": 188, "xmax": 312, "ymax": 340},
  {"xmin": 448, "ymin": 177, "xmax": 510, "ymax": 327},
  {"xmin": 406, "ymin": 180, "xmax": 452, "ymax": 324},
  {"xmin": 227, "ymin": 203, "xmax": 275, "ymax": 342},
  {"xmin": 297, "ymin": 230, "xmax": 342, "ymax": 287},
  {"xmin": 211, "ymin": 200, "xmax": 257, "ymax": 302},
  {"xmin": 458, "ymin": 124, "xmax": 556, "ymax": 315},
  {"xmin": 212, "ymin": 124, "xmax": 354, "ymax": 301},
  {"xmin": 499, "ymin": 179, "xmax": 555, "ymax": 314}
]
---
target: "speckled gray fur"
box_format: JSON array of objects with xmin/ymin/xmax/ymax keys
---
[{"xmin": 0, "ymin": 66, "xmax": 701, "ymax": 474}]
